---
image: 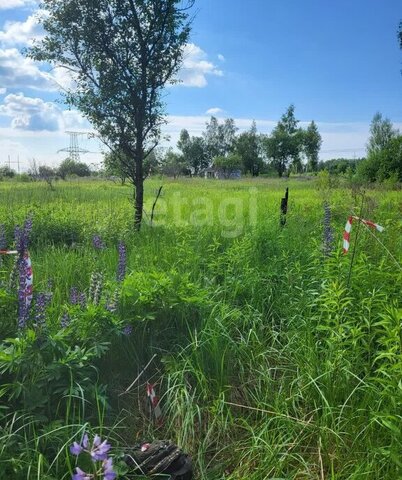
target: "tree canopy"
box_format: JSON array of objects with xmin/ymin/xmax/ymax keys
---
[
  {"xmin": 29, "ymin": 0, "xmax": 194, "ymax": 229},
  {"xmin": 357, "ymin": 113, "xmax": 401, "ymax": 182}
]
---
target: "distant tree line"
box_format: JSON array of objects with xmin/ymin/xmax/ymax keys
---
[
  {"xmin": 128, "ymin": 104, "xmax": 323, "ymax": 178},
  {"xmin": 0, "ymin": 158, "xmax": 92, "ymax": 183},
  {"xmin": 357, "ymin": 113, "xmax": 402, "ymax": 182}
]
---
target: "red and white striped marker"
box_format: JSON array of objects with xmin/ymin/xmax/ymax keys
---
[
  {"xmin": 146, "ymin": 383, "xmax": 162, "ymax": 421},
  {"xmin": 343, "ymin": 216, "xmax": 384, "ymax": 254}
]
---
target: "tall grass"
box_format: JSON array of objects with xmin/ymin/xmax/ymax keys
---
[{"xmin": 0, "ymin": 177, "xmax": 400, "ymax": 479}]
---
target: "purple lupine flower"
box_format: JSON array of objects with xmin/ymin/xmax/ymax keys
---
[
  {"xmin": 105, "ymin": 300, "xmax": 116, "ymax": 313},
  {"xmin": 15, "ymin": 215, "xmax": 33, "ymax": 255},
  {"xmin": 78, "ymin": 292, "xmax": 87, "ymax": 309},
  {"xmin": 72, "ymin": 467, "xmax": 93, "ymax": 480},
  {"xmin": 123, "ymin": 325, "xmax": 132, "ymax": 336},
  {"xmin": 61, "ymin": 312, "xmax": 70, "ymax": 329},
  {"xmin": 70, "ymin": 433, "xmax": 89, "ymax": 456},
  {"xmin": 323, "ymin": 201, "xmax": 334, "ymax": 257},
  {"xmin": 17, "ymin": 256, "xmax": 28, "ymax": 328},
  {"xmin": 92, "ymin": 235, "xmax": 105, "ymax": 250},
  {"xmin": 70, "ymin": 287, "xmax": 79, "ymax": 305},
  {"xmin": 34, "ymin": 293, "xmax": 47, "ymax": 327},
  {"xmin": 70, "ymin": 434, "xmax": 115, "ymax": 480},
  {"xmin": 70, "ymin": 441, "xmax": 83, "ymax": 456},
  {"xmin": 105, "ymin": 289, "xmax": 119, "ymax": 313},
  {"xmin": 116, "ymin": 242, "xmax": 126, "ymax": 282},
  {"xmin": 90, "ymin": 435, "xmax": 111, "ymax": 461},
  {"xmin": 23, "ymin": 215, "xmax": 33, "ymax": 237},
  {"xmin": 103, "ymin": 458, "xmax": 117, "ymax": 480},
  {"xmin": 93, "ymin": 274, "xmax": 103, "ymax": 306}
]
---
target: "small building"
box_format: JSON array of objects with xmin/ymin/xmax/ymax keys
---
[{"xmin": 201, "ymin": 167, "xmax": 242, "ymax": 180}]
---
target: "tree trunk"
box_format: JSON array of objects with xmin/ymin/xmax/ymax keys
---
[{"xmin": 134, "ymin": 147, "xmax": 144, "ymax": 231}]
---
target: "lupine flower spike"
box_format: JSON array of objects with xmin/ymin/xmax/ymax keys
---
[{"xmin": 70, "ymin": 433, "xmax": 115, "ymax": 480}]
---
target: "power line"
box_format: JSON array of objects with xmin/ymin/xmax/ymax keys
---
[{"xmin": 58, "ymin": 131, "xmax": 90, "ymax": 162}]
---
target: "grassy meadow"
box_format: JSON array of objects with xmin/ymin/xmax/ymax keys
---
[{"xmin": 0, "ymin": 176, "xmax": 401, "ymax": 479}]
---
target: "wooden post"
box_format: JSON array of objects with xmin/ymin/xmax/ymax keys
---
[
  {"xmin": 280, "ymin": 187, "xmax": 289, "ymax": 226},
  {"xmin": 150, "ymin": 186, "xmax": 163, "ymax": 226}
]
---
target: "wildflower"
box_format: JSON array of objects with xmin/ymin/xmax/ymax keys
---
[
  {"xmin": 90, "ymin": 435, "xmax": 111, "ymax": 461},
  {"xmin": 105, "ymin": 289, "xmax": 119, "ymax": 313},
  {"xmin": 89, "ymin": 272, "xmax": 103, "ymax": 305},
  {"xmin": 70, "ymin": 433, "xmax": 111, "ymax": 461},
  {"xmin": 34, "ymin": 293, "xmax": 49, "ymax": 327},
  {"xmin": 72, "ymin": 467, "xmax": 93, "ymax": 480},
  {"xmin": 15, "ymin": 215, "xmax": 33, "ymax": 255},
  {"xmin": 323, "ymin": 201, "xmax": 334, "ymax": 257},
  {"xmin": 61, "ymin": 312, "xmax": 70, "ymax": 329},
  {"xmin": 78, "ymin": 292, "xmax": 87, "ymax": 309},
  {"xmin": 123, "ymin": 325, "xmax": 132, "ymax": 336},
  {"xmin": 103, "ymin": 458, "xmax": 117, "ymax": 480},
  {"xmin": 70, "ymin": 286, "xmax": 79, "ymax": 305},
  {"xmin": 70, "ymin": 441, "xmax": 83, "ymax": 456},
  {"xmin": 92, "ymin": 235, "xmax": 105, "ymax": 250},
  {"xmin": 70, "ymin": 433, "xmax": 115, "ymax": 479},
  {"xmin": 116, "ymin": 242, "xmax": 126, "ymax": 282},
  {"xmin": 17, "ymin": 255, "xmax": 28, "ymax": 328}
]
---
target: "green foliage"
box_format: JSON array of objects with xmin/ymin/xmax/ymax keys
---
[
  {"xmin": 304, "ymin": 120, "xmax": 322, "ymax": 171},
  {"xmin": 29, "ymin": 0, "xmax": 194, "ymax": 229},
  {"xmin": 358, "ymin": 113, "xmax": 401, "ymax": 182},
  {"xmin": 262, "ymin": 104, "xmax": 306, "ymax": 176},
  {"xmin": 177, "ymin": 129, "xmax": 208, "ymax": 175},
  {"xmin": 0, "ymin": 329, "xmax": 109, "ymax": 417},
  {"xmin": 235, "ymin": 121, "xmax": 263, "ymax": 176},
  {"xmin": 318, "ymin": 157, "xmax": 363, "ymax": 175},
  {"xmin": 0, "ymin": 178, "xmax": 400, "ymax": 479},
  {"xmin": 203, "ymin": 116, "xmax": 238, "ymax": 162},
  {"xmin": 213, "ymin": 153, "xmax": 242, "ymax": 178},
  {"xmin": 0, "ymin": 166, "xmax": 16, "ymax": 178},
  {"xmin": 160, "ymin": 148, "xmax": 188, "ymax": 178},
  {"xmin": 58, "ymin": 158, "xmax": 90, "ymax": 179}
]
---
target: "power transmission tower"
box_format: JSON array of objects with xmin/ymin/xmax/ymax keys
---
[{"xmin": 58, "ymin": 131, "xmax": 89, "ymax": 161}]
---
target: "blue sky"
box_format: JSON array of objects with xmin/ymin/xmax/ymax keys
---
[{"xmin": 0, "ymin": 0, "xmax": 401, "ymax": 170}]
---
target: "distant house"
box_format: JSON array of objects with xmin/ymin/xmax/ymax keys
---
[{"xmin": 201, "ymin": 167, "xmax": 242, "ymax": 180}]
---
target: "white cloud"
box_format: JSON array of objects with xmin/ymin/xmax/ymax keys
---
[
  {"xmin": 0, "ymin": 92, "xmax": 61, "ymax": 131},
  {"xmin": 0, "ymin": 0, "xmax": 36, "ymax": 10},
  {"xmin": 206, "ymin": 107, "xmax": 224, "ymax": 115},
  {"xmin": 0, "ymin": 87, "xmax": 6, "ymax": 95},
  {"xmin": 0, "ymin": 48, "xmax": 54, "ymax": 91},
  {"xmin": 217, "ymin": 54, "xmax": 225, "ymax": 62},
  {"xmin": 0, "ymin": 92, "xmax": 93, "ymax": 135},
  {"xmin": 178, "ymin": 43, "xmax": 223, "ymax": 88},
  {"xmin": 0, "ymin": 13, "xmax": 44, "ymax": 46},
  {"xmin": 62, "ymin": 109, "xmax": 90, "ymax": 130}
]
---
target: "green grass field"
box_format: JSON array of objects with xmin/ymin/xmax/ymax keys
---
[{"xmin": 0, "ymin": 177, "xmax": 401, "ymax": 479}]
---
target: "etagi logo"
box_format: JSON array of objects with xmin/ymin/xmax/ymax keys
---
[{"xmin": 151, "ymin": 187, "xmax": 258, "ymax": 238}]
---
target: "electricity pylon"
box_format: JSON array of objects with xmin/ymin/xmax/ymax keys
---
[{"xmin": 58, "ymin": 131, "xmax": 89, "ymax": 161}]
